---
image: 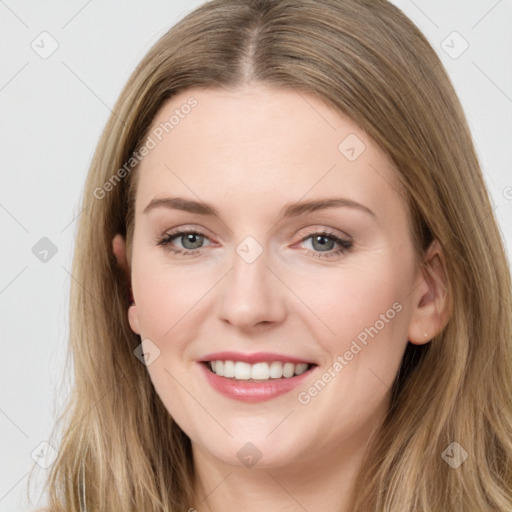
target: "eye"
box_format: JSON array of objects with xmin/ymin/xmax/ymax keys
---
[
  {"xmin": 156, "ymin": 230, "xmax": 212, "ymax": 255},
  {"xmin": 155, "ymin": 228, "xmax": 353, "ymax": 260},
  {"xmin": 297, "ymin": 231, "xmax": 353, "ymax": 260}
]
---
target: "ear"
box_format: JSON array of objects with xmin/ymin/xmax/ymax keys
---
[
  {"xmin": 407, "ymin": 239, "xmax": 451, "ymax": 345},
  {"xmin": 112, "ymin": 233, "xmax": 140, "ymax": 335}
]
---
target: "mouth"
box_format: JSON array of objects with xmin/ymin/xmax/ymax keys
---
[
  {"xmin": 198, "ymin": 359, "xmax": 318, "ymax": 402},
  {"xmin": 201, "ymin": 360, "xmax": 318, "ymax": 382},
  {"xmin": 197, "ymin": 351, "xmax": 319, "ymax": 402}
]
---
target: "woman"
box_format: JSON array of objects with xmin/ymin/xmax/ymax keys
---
[{"xmin": 35, "ymin": 0, "xmax": 512, "ymax": 510}]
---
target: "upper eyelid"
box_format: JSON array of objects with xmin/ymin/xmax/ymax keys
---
[
  {"xmin": 160, "ymin": 225, "xmax": 350, "ymax": 237},
  {"xmin": 158, "ymin": 225, "xmax": 215, "ymax": 240}
]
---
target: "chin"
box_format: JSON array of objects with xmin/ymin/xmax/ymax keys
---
[{"xmin": 197, "ymin": 434, "xmax": 308, "ymax": 470}]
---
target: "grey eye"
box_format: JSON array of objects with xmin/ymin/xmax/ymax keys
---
[
  {"xmin": 179, "ymin": 233, "xmax": 205, "ymax": 250},
  {"xmin": 309, "ymin": 235, "xmax": 336, "ymax": 252}
]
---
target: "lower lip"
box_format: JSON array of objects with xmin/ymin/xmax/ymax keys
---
[{"xmin": 198, "ymin": 362, "xmax": 315, "ymax": 403}]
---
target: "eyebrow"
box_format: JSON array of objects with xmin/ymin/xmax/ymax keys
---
[{"xmin": 142, "ymin": 196, "xmax": 375, "ymax": 219}]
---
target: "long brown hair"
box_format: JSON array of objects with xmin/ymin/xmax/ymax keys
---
[{"xmin": 32, "ymin": 0, "xmax": 512, "ymax": 510}]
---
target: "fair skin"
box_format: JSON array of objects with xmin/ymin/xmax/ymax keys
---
[{"xmin": 113, "ymin": 84, "xmax": 449, "ymax": 512}]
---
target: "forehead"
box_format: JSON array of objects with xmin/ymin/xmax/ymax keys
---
[{"xmin": 134, "ymin": 85, "xmax": 405, "ymax": 224}]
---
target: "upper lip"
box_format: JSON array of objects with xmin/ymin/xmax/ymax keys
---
[{"xmin": 199, "ymin": 351, "xmax": 316, "ymax": 365}]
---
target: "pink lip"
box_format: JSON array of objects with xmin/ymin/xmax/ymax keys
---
[
  {"xmin": 198, "ymin": 361, "xmax": 316, "ymax": 403},
  {"xmin": 199, "ymin": 351, "xmax": 314, "ymax": 365}
]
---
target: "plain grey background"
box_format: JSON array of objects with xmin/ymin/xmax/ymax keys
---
[{"xmin": 1, "ymin": 1, "xmax": 511, "ymax": 510}]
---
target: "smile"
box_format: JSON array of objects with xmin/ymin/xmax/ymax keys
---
[
  {"xmin": 206, "ymin": 360, "xmax": 312, "ymax": 380},
  {"xmin": 198, "ymin": 360, "xmax": 318, "ymax": 403}
]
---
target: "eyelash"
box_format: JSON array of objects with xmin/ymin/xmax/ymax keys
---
[{"xmin": 155, "ymin": 228, "xmax": 353, "ymax": 260}]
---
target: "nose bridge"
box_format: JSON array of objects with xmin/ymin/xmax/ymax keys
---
[{"xmin": 218, "ymin": 235, "xmax": 287, "ymax": 328}]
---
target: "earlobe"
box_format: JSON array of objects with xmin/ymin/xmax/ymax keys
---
[{"xmin": 408, "ymin": 240, "xmax": 451, "ymax": 345}]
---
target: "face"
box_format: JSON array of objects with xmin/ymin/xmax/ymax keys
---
[{"xmin": 123, "ymin": 84, "xmax": 430, "ymax": 471}]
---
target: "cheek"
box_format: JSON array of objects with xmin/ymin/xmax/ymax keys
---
[
  {"xmin": 290, "ymin": 261, "xmax": 412, "ymax": 437},
  {"xmin": 133, "ymin": 268, "xmax": 194, "ymax": 339},
  {"xmin": 289, "ymin": 257, "xmax": 411, "ymax": 368},
  {"xmin": 131, "ymin": 254, "xmax": 223, "ymax": 348}
]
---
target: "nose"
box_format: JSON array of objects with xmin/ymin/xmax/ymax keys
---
[{"xmin": 217, "ymin": 243, "xmax": 288, "ymax": 330}]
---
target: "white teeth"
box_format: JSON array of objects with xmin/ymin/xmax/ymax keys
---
[
  {"xmin": 223, "ymin": 360, "xmax": 235, "ymax": 378},
  {"xmin": 207, "ymin": 360, "xmax": 311, "ymax": 380},
  {"xmin": 251, "ymin": 362, "xmax": 269, "ymax": 380},
  {"xmin": 269, "ymin": 361, "xmax": 283, "ymax": 379},
  {"xmin": 282, "ymin": 362, "xmax": 295, "ymax": 378},
  {"xmin": 234, "ymin": 361, "xmax": 251, "ymax": 380}
]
